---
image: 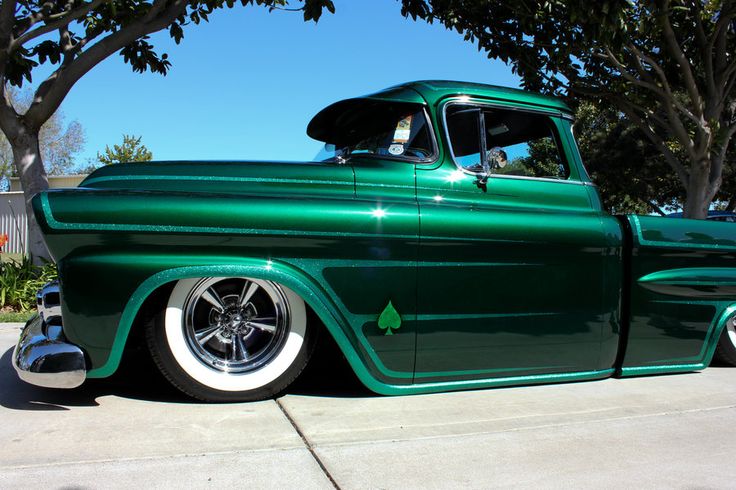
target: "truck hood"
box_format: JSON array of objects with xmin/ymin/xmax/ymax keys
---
[{"xmin": 79, "ymin": 160, "xmax": 355, "ymax": 199}]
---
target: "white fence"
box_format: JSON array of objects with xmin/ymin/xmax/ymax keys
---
[{"xmin": 0, "ymin": 192, "xmax": 28, "ymax": 255}]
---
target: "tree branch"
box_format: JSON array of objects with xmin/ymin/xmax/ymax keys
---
[
  {"xmin": 711, "ymin": 2, "xmax": 736, "ymax": 79},
  {"xmin": 143, "ymin": 0, "xmax": 170, "ymax": 23},
  {"xmin": 59, "ymin": 24, "xmax": 74, "ymax": 66},
  {"xmin": 11, "ymin": 0, "xmax": 108, "ymax": 52},
  {"xmin": 24, "ymin": 0, "xmax": 188, "ymax": 128},
  {"xmin": 689, "ymin": 0, "xmax": 716, "ymax": 99},
  {"xmin": 722, "ymin": 71, "xmax": 736, "ymax": 109},
  {"xmin": 604, "ymin": 47, "xmax": 665, "ymax": 96},
  {"xmin": 726, "ymin": 195, "xmax": 736, "ymax": 212},
  {"xmin": 625, "ymin": 42, "xmax": 700, "ymax": 125},
  {"xmin": 648, "ymin": 200, "xmax": 666, "ymax": 216},
  {"xmin": 16, "ymin": 1, "xmax": 78, "ymax": 36},
  {"xmin": 0, "ymin": 83, "xmax": 20, "ymax": 141},
  {"xmin": 611, "ymin": 94, "xmax": 690, "ymax": 187},
  {"xmin": 0, "ymin": 0, "xmax": 18, "ymax": 68},
  {"xmin": 657, "ymin": 0, "xmax": 703, "ymax": 117},
  {"xmin": 716, "ymin": 123, "xmax": 736, "ymax": 166},
  {"xmin": 0, "ymin": 0, "xmax": 17, "ymax": 43},
  {"xmin": 722, "ymin": 57, "xmax": 736, "ymax": 93}
]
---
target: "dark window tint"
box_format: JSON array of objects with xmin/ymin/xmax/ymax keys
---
[{"xmin": 317, "ymin": 104, "xmax": 435, "ymax": 162}]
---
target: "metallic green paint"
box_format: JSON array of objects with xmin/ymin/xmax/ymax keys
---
[
  {"xmin": 638, "ymin": 268, "xmax": 736, "ymax": 297},
  {"xmin": 620, "ymin": 215, "xmax": 736, "ymax": 373},
  {"xmin": 28, "ymin": 81, "xmax": 736, "ymax": 396}
]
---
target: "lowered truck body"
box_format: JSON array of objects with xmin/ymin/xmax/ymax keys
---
[{"xmin": 14, "ymin": 81, "xmax": 736, "ymax": 402}]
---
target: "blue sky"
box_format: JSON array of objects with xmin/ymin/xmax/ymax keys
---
[{"xmin": 43, "ymin": 0, "xmax": 520, "ymax": 165}]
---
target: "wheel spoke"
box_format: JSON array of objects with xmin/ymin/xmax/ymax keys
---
[
  {"xmin": 181, "ymin": 277, "xmax": 291, "ymax": 376},
  {"xmin": 248, "ymin": 317, "xmax": 277, "ymax": 334},
  {"xmin": 232, "ymin": 334, "xmax": 250, "ymax": 361},
  {"xmin": 239, "ymin": 281, "xmax": 260, "ymax": 307},
  {"xmin": 195, "ymin": 325, "xmax": 222, "ymax": 345},
  {"xmin": 201, "ymin": 287, "xmax": 226, "ymax": 313}
]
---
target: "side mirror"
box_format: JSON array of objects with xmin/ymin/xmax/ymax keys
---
[
  {"xmin": 487, "ymin": 147, "xmax": 508, "ymax": 170},
  {"xmin": 475, "ymin": 147, "xmax": 508, "ymax": 189}
]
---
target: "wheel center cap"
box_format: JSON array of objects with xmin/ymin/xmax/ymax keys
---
[{"xmin": 228, "ymin": 314, "xmax": 243, "ymax": 328}]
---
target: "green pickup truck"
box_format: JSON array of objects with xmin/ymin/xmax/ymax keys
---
[{"xmin": 13, "ymin": 80, "xmax": 736, "ymax": 402}]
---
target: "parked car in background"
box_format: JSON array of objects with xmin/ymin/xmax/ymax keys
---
[
  {"xmin": 668, "ymin": 210, "xmax": 736, "ymax": 222},
  {"xmin": 13, "ymin": 81, "xmax": 736, "ymax": 402}
]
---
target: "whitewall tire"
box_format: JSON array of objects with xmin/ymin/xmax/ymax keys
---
[{"xmin": 146, "ymin": 277, "xmax": 316, "ymax": 401}]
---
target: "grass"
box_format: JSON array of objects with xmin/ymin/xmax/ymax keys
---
[{"xmin": 0, "ymin": 310, "xmax": 34, "ymax": 323}]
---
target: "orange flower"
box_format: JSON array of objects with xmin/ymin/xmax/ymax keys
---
[{"xmin": 0, "ymin": 234, "xmax": 8, "ymax": 249}]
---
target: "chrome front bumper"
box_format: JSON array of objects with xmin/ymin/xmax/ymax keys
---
[{"xmin": 12, "ymin": 282, "xmax": 86, "ymax": 389}]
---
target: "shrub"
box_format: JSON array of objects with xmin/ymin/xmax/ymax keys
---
[{"xmin": 0, "ymin": 257, "xmax": 58, "ymax": 312}]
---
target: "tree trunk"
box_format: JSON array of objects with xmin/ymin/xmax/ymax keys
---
[
  {"xmin": 11, "ymin": 127, "xmax": 50, "ymax": 262},
  {"xmin": 682, "ymin": 159, "xmax": 713, "ymax": 220}
]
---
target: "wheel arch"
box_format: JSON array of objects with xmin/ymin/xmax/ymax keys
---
[{"xmin": 85, "ymin": 258, "xmax": 387, "ymax": 393}]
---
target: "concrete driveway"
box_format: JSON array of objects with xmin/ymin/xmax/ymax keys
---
[{"xmin": 2, "ymin": 322, "xmax": 736, "ymax": 489}]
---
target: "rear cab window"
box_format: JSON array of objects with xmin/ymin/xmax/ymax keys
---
[{"xmin": 316, "ymin": 104, "xmax": 437, "ymax": 163}]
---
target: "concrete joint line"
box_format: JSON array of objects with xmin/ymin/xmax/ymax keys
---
[{"xmin": 276, "ymin": 398, "xmax": 340, "ymax": 490}]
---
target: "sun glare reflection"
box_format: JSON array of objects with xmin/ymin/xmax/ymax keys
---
[
  {"xmin": 446, "ymin": 170, "xmax": 465, "ymax": 183},
  {"xmin": 371, "ymin": 208, "xmax": 387, "ymax": 219}
]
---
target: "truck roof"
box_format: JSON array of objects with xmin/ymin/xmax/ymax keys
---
[
  {"xmin": 307, "ymin": 80, "xmax": 573, "ymax": 143},
  {"xmin": 388, "ymin": 80, "xmax": 572, "ymax": 113}
]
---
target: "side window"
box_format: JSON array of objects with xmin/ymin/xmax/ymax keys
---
[{"xmin": 446, "ymin": 104, "xmax": 570, "ymax": 180}]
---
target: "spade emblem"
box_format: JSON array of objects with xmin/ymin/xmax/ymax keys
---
[{"xmin": 378, "ymin": 300, "xmax": 402, "ymax": 336}]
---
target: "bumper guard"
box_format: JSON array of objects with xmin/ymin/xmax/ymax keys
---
[{"xmin": 12, "ymin": 282, "xmax": 86, "ymax": 388}]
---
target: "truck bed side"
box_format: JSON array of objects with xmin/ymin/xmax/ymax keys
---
[{"xmin": 619, "ymin": 215, "xmax": 736, "ymax": 375}]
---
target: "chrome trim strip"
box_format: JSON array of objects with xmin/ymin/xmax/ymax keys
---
[
  {"xmin": 12, "ymin": 315, "xmax": 86, "ymax": 389},
  {"xmin": 483, "ymin": 173, "xmax": 587, "ymax": 186}
]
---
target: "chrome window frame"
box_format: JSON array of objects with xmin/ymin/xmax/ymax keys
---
[{"xmin": 441, "ymin": 98, "xmax": 584, "ymax": 186}]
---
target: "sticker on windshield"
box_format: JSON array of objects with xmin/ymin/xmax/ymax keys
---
[
  {"xmin": 393, "ymin": 115, "xmax": 413, "ymax": 143},
  {"xmin": 388, "ymin": 144, "xmax": 405, "ymax": 156}
]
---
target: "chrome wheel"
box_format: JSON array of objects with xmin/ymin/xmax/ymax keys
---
[
  {"xmin": 714, "ymin": 312, "xmax": 736, "ymax": 367},
  {"xmin": 727, "ymin": 315, "xmax": 736, "ymax": 348},
  {"xmin": 182, "ymin": 278, "xmax": 290, "ymax": 373},
  {"xmin": 148, "ymin": 276, "xmax": 314, "ymax": 401}
]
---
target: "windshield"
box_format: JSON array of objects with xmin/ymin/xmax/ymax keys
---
[{"xmin": 314, "ymin": 106, "xmax": 435, "ymax": 162}]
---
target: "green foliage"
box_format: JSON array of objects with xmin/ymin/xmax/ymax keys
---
[
  {"xmin": 400, "ymin": 1, "xmax": 736, "ymax": 218},
  {"xmin": 574, "ymin": 102, "xmax": 682, "ymax": 214},
  {"xmin": 401, "ymin": 0, "xmax": 630, "ymax": 95},
  {"xmin": 0, "ymin": 257, "xmax": 58, "ymax": 312},
  {"xmin": 97, "ymin": 134, "xmax": 153, "ymax": 165}
]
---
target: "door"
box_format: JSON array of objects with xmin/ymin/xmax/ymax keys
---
[{"xmin": 414, "ymin": 100, "xmax": 616, "ymax": 383}]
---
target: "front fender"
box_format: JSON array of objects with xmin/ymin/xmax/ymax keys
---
[{"xmin": 63, "ymin": 254, "xmax": 400, "ymax": 395}]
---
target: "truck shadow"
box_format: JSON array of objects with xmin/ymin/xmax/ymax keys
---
[
  {"xmin": 287, "ymin": 334, "xmax": 370, "ymax": 399},
  {"xmin": 0, "ymin": 335, "xmax": 371, "ymax": 411},
  {"xmin": 0, "ymin": 346, "xmax": 189, "ymax": 410}
]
